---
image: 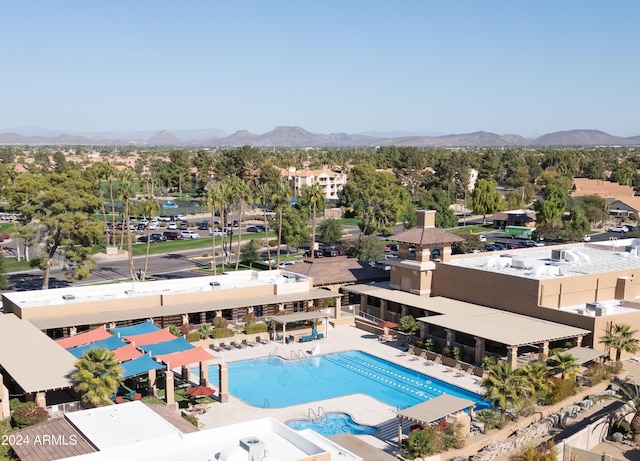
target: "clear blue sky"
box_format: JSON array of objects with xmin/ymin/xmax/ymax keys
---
[{"xmin": 2, "ymin": 1, "xmax": 639, "ymax": 137}]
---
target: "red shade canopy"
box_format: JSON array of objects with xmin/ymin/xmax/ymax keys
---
[
  {"xmin": 186, "ymin": 385, "xmax": 216, "ymax": 397},
  {"xmin": 377, "ymin": 321, "xmax": 398, "ymax": 329}
]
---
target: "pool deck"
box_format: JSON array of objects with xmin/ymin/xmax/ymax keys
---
[{"xmin": 191, "ymin": 324, "xmax": 484, "ymax": 451}]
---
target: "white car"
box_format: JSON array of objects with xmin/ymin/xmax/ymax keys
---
[
  {"xmin": 478, "ymin": 234, "xmax": 487, "ymax": 242},
  {"xmin": 608, "ymin": 226, "xmax": 628, "ymax": 233},
  {"xmin": 210, "ymin": 228, "xmax": 224, "ymax": 237},
  {"xmin": 180, "ymin": 230, "xmax": 200, "ymax": 239},
  {"xmin": 167, "ymin": 222, "xmax": 178, "ymax": 230},
  {"xmin": 278, "ymin": 261, "xmax": 295, "ymax": 268},
  {"xmin": 149, "ymin": 220, "xmax": 159, "ymax": 230}
]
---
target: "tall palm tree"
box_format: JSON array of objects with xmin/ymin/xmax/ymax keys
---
[
  {"xmin": 219, "ymin": 179, "xmax": 235, "ymax": 267},
  {"xmin": 481, "ymin": 362, "xmax": 525, "ymax": 415},
  {"xmin": 599, "ymin": 381, "xmax": 640, "ymax": 443},
  {"xmin": 202, "ymin": 185, "xmax": 219, "ymax": 274},
  {"xmin": 548, "ymin": 352, "xmax": 579, "ymax": 379},
  {"xmin": 118, "ymin": 168, "xmax": 138, "ymax": 280},
  {"xmin": 255, "ymin": 184, "xmax": 273, "ymax": 269},
  {"xmin": 137, "ymin": 186, "xmax": 159, "ymax": 280},
  {"xmin": 519, "ymin": 361, "xmax": 552, "ymax": 399},
  {"xmin": 302, "ymin": 183, "xmax": 325, "ymax": 259},
  {"xmin": 72, "ymin": 348, "xmax": 123, "ymax": 407},
  {"xmin": 271, "ymin": 180, "xmax": 291, "ymax": 265},
  {"xmin": 233, "ymin": 177, "xmax": 251, "ymax": 271},
  {"xmin": 600, "ymin": 323, "xmax": 640, "ymax": 362}
]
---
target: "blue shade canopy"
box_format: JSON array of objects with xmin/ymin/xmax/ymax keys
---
[
  {"xmin": 67, "ymin": 335, "xmax": 126, "ymax": 358},
  {"xmin": 139, "ymin": 337, "xmax": 194, "ymax": 357},
  {"xmin": 121, "ymin": 355, "xmax": 164, "ymax": 378},
  {"xmin": 110, "ymin": 321, "xmax": 159, "ymax": 337}
]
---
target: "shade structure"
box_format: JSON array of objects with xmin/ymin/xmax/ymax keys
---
[
  {"xmin": 67, "ymin": 335, "xmax": 126, "ymax": 358},
  {"xmin": 56, "ymin": 326, "xmax": 110, "ymax": 349},
  {"xmin": 124, "ymin": 328, "xmax": 176, "ymax": 347},
  {"xmin": 377, "ymin": 321, "xmax": 398, "ymax": 329},
  {"xmin": 110, "ymin": 320, "xmax": 159, "ymax": 337},
  {"xmin": 139, "ymin": 337, "xmax": 194, "ymax": 357},
  {"xmin": 156, "ymin": 347, "xmax": 215, "ymax": 369},
  {"xmin": 112, "ymin": 343, "xmax": 144, "ymax": 362},
  {"xmin": 121, "ymin": 355, "xmax": 164, "ymax": 378},
  {"xmin": 186, "ymin": 385, "xmax": 216, "ymax": 397}
]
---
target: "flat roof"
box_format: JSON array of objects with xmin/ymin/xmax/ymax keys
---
[
  {"xmin": 443, "ymin": 240, "xmax": 640, "ymax": 280},
  {"xmin": 343, "ymin": 285, "xmax": 590, "ymax": 347},
  {"xmin": 29, "ymin": 289, "xmax": 339, "ymax": 330},
  {"xmin": 0, "ymin": 313, "xmax": 76, "ymax": 393},
  {"xmin": 272, "ymin": 310, "xmax": 330, "ymax": 324},
  {"xmin": 397, "ymin": 395, "xmax": 475, "ymax": 424},
  {"xmin": 562, "ymin": 346, "xmax": 607, "ymax": 365}
]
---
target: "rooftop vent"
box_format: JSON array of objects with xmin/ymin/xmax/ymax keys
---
[
  {"xmin": 209, "ymin": 281, "xmax": 221, "ymax": 289},
  {"xmin": 61, "ymin": 294, "xmax": 75, "ymax": 301},
  {"xmin": 511, "ymin": 257, "xmax": 528, "ymax": 269},
  {"xmin": 239, "ymin": 437, "xmax": 266, "ymax": 461}
]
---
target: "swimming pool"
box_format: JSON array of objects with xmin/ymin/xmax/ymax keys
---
[
  {"xmin": 204, "ymin": 350, "xmax": 489, "ymax": 410},
  {"xmin": 286, "ymin": 412, "xmax": 377, "ymax": 437}
]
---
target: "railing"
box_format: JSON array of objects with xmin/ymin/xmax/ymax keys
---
[
  {"xmin": 307, "ymin": 406, "xmax": 327, "ymax": 421},
  {"xmin": 262, "ymin": 398, "xmax": 270, "ymax": 409},
  {"xmin": 291, "ymin": 349, "xmax": 312, "ymax": 365},
  {"xmin": 267, "ymin": 347, "xmax": 279, "ymax": 364}
]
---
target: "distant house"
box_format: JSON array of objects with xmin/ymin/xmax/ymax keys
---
[
  {"xmin": 491, "ymin": 209, "xmax": 536, "ymax": 229},
  {"xmin": 280, "ymin": 166, "xmax": 348, "ymax": 202},
  {"xmin": 571, "ymin": 178, "xmax": 640, "ymax": 219}
]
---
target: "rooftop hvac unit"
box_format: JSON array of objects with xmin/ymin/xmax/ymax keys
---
[
  {"xmin": 511, "ymin": 257, "xmax": 527, "ymax": 269},
  {"xmin": 209, "ymin": 281, "xmax": 221, "ymax": 289},
  {"xmin": 61, "ymin": 294, "xmax": 75, "ymax": 301},
  {"xmin": 283, "ymin": 273, "xmax": 296, "ymax": 279},
  {"xmin": 594, "ymin": 306, "xmax": 608, "ymax": 317},
  {"xmin": 586, "ymin": 302, "xmax": 600, "ymax": 310},
  {"xmin": 551, "ymin": 249, "xmax": 566, "ymax": 262},
  {"xmin": 239, "ymin": 437, "xmax": 266, "ymax": 461}
]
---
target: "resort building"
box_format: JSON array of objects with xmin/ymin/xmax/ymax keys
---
[
  {"xmin": 2, "ymin": 269, "xmax": 341, "ymax": 339},
  {"xmin": 280, "ymin": 166, "xmax": 348, "ymax": 202}
]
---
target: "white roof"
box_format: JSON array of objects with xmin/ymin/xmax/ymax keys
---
[
  {"xmin": 59, "ymin": 402, "xmax": 362, "ymax": 461},
  {"xmin": 0, "ymin": 313, "xmax": 76, "ymax": 393}
]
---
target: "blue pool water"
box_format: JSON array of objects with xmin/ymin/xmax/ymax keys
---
[
  {"xmin": 287, "ymin": 413, "xmax": 377, "ymax": 437},
  {"xmin": 203, "ymin": 350, "xmax": 489, "ymax": 410}
]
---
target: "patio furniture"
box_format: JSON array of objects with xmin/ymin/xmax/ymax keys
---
[
  {"xmin": 211, "ymin": 340, "xmax": 222, "ymax": 352},
  {"xmin": 223, "ymin": 338, "xmax": 233, "ymax": 350}
]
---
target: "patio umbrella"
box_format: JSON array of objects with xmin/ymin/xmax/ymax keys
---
[
  {"xmin": 186, "ymin": 385, "xmax": 216, "ymax": 397},
  {"xmin": 377, "ymin": 321, "xmax": 398, "ymax": 329}
]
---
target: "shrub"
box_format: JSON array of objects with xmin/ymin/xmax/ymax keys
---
[
  {"xmin": 243, "ymin": 312, "xmax": 256, "ymax": 325},
  {"xmin": 0, "ymin": 233, "xmax": 9, "ymax": 242},
  {"xmin": 182, "ymin": 413, "xmax": 199, "ymax": 427},
  {"xmin": 9, "ymin": 398, "xmax": 22, "ymax": 411},
  {"xmin": 540, "ymin": 378, "xmax": 577, "ymax": 405},
  {"xmin": 12, "ymin": 402, "xmax": 48, "ymax": 428},
  {"xmin": 405, "ymin": 428, "xmax": 434, "ymax": 458},
  {"xmin": 246, "ymin": 323, "xmax": 268, "ymax": 334},
  {"xmin": 168, "ymin": 324, "xmax": 181, "ymax": 336},
  {"xmin": 584, "ymin": 362, "xmax": 611, "ymax": 385},
  {"xmin": 179, "ymin": 323, "xmax": 193, "ymax": 336},
  {"xmin": 509, "ymin": 441, "xmax": 557, "ymax": 461},
  {"xmin": 213, "ymin": 317, "xmax": 228, "ymax": 329},
  {"xmin": 141, "ymin": 395, "xmax": 164, "ymax": 405},
  {"xmin": 212, "ymin": 327, "xmax": 234, "ymax": 339},
  {"xmin": 612, "ymin": 419, "xmax": 631, "ymax": 435},
  {"xmin": 186, "ymin": 332, "xmax": 201, "ymax": 342},
  {"xmin": 475, "ymin": 409, "xmax": 502, "ymax": 432}
]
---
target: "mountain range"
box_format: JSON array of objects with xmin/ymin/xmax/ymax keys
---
[{"xmin": 0, "ymin": 126, "xmax": 639, "ymax": 148}]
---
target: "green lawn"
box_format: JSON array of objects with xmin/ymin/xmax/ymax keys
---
[
  {"xmin": 339, "ymin": 217, "xmax": 359, "ymax": 226},
  {"xmin": 447, "ymin": 224, "xmax": 493, "ymax": 235}
]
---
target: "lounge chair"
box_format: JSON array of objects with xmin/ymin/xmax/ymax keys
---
[
  {"xmin": 234, "ymin": 336, "xmax": 246, "ymax": 349},
  {"xmin": 246, "ymin": 336, "xmax": 257, "ymax": 347},
  {"xmin": 257, "ymin": 333, "xmax": 270, "ymax": 345},
  {"xmin": 133, "ymin": 393, "xmax": 142, "ymax": 401},
  {"xmin": 115, "ymin": 396, "xmax": 124, "ymax": 404},
  {"xmin": 223, "ymin": 338, "xmax": 233, "ymax": 350},
  {"xmin": 211, "ymin": 340, "xmax": 222, "ymax": 352},
  {"xmin": 316, "ymin": 333, "xmax": 324, "ymax": 340}
]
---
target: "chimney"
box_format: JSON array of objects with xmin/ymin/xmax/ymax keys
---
[{"xmin": 416, "ymin": 210, "xmax": 436, "ymax": 229}]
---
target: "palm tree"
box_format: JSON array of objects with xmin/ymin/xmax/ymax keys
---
[
  {"xmin": 255, "ymin": 184, "xmax": 273, "ymax": 269},
  {"xmin": 136, "ymin": 187, "xmax": 159, "ymax": 280},
  {"xmin": 600, "ymin": 323, "xmax": 640, "ymax": 362},
  {"xmin": 519, "ymin": 361, "xmax": 552, "ymax": 399},
  {"xmin": 481, "ymin": 362, "xmax": 525, "ymax": 415},
  {"xmin": 302, "ymin": 183, "xmax": 325, "ymax": 259},
  {"xmin": 72, "ymin": 348, "xmax": 123, "ymax": 407},
  {"xmin": 118, "ymin": 168, "xmax": 138, "ymax": 280},
  {"xmin": 271, "ymin": 180, "xmax": 291, "ymax": 265},
  {"xmin": 548, "ymin": 352, "xmax": 579, "ymax": 379},
  {"xmin": 233, "ymin": 177, "xmax": 251, "ymax": 271},
  {"xmin": 202, "ymin": 185, "xmax": 219, "ymax": 274},
  {"xmin": 599, "ymin": 381, "xmax": 640, "ymax": 443}
]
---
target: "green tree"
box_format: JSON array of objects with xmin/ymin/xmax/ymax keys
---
[
  {"xmin": 600, "ymin": 323, "xmax": 640, "ymax": 362},
  {"xmin": 7, "ymin": 170, "xmax": 103, "ymax": 289},
  {"xmin": 548, "ymin": 352, "xmax": 579, "ymax": 380},
  {"xmin": 481, "ymin": 362, "xmax": 525, "ymax": 415},
  {"xmin": 534, "ymin": 182, "xmax": 567, "ymax": 225},
  {"xmin": 230, "ymin": 176, "xmax": 251, "ymax": 270},
  {"xmin": 599, "ymin": 382, "xmax": 640, "ymax": 443},
  {"xmin": 416, "ymin": 189, "xmax": 458, "ymax": 228},
  {"xmin": 0, "ymin": 250, "xmax": 9, "ymax": 291},
  {"xmin": 318, "ymin": 218, "xmax": 343, "ymax": 243},
  {"xmin": 255, "ymin": 184, "xmax": 274, "ymax": 269},
  {"xmin": 353, "ymin": 235, "xmax": 386, "ymax": 263},
  {"xmin": 299, "ymin": 183, "xmax": 326, "ymax": 259},
  {"xmin": 72, "ymin": 348, "xmax": 123, "ymax": 407},
  {"xmin": 518, "ymin": 361, "xmax": 553, "ymax": 400},
  {"xmin": 280, "ymin": 205, "xmax": 310, "ymax": 254},
  {"xmin": 134, "ymin": 190, "xmax": 160, "ymax": 280},
  {"xmin": 399, "ymin": 315, "xmax": 418, "ymax": 334},
  {"xmin": 471, "ymin": 179, "xmax": 504, "ymax": 225},
  {"xmin": 271, "ymin": 180, "xmax": 291, "ymax": 265},
  {"xmin": 240, "ymin": 239, "xmax": 260, "ymax": 267}
]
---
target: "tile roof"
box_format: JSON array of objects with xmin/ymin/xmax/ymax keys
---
[
  {"xmin": 11, "ymin": 418, "xmax": 97, "ymax": 461},
  {"xmin": 571, "ymin": 178, "xmax": 635, "ymax": 198},
  {"xmin": 391, "ymin": 227, "xmax": 464, "ymax": 245},
  {"xmin": 284, "ymin": 257, "xmax": 389, "ymax": 286}
]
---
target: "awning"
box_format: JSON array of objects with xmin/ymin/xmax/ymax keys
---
[
  {"xmin": 157, "ymin": 347, "xmax": 216, "ymax": 369},
  {"xmin": 124, "ymin": 328, "xmax": 177, "ymax": 347},
  {"xmin": 397, "ymin": 395, "xmax": 475, "ymax": 425},
  {"xmin": 139, "ymin": 337, "xmax": 194, "ymax": 357},
  {"xmin": 112, "ymin": 343, "xmax": 144, "ymax": 362},
  {"xmin": 562, "ymin": 347, "xmax": 607, "ymax": 365},
  {"xmin": 271, "ymin": 311, "xmax": 330, "ymax": 324},
  {"xmin": 110, "ymin": 321, "xmax": 159, "ymax": 337},
  {"xmin": 55, "ymin": 325, "xmax": 110, "ymax": 349},
  {"xmin": 121, "ymin": 355, "xmax": 164, "ymax": 378},
  {"xmin": 67, "ymin": 335, "xmax": 127, "ymax": 358}
]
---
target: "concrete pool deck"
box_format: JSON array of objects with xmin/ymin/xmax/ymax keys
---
[{"xmin": 191, "ymin": 324, "xmax": 484, "ymax": 450}]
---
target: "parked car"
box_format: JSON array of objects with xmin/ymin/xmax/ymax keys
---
[
  {"xmin": 522, "ymin": 240, "xmax": 544, "ymax": 247},
  {"xmin": 608, "ymin": 225, "xmax": 629, "ymax": 233},
  {"xmin": 483, "ymin": 244, "xmax": 499, "ymax": 252},
  {"xmin": 583, "ymin": 234, "xmax": 592, "ymax": 242},
  {"xmin": 322, "ymin": 249, "xmax": 339, "ymax": 257},
  {"xmin": 198, "ymin": 220, "xmax": 210, "ymax": 230},
  {"xmin": 139, "ymin": 233, "xmax": 167, "ymax": 243},
  {"xmin": 492, "ymin": 242, "xmax": 507, "ymax": 251},
  {"xmin": 178, "ymin": 221, "xmax": 189, "ymax": 230},
  {"xmin": 478, "ymin": 234, "xmax": 487, "ymax": 242},
  {"xmin": 167, "ymin": 222, "xmax": 178, "ymax": 230},
  {"xmin": 180, "ymin": 230, "xmax": 200, "ymax": 239},
  {"xmin": 246, "ymin": 226, "xmax": 258, "ymax": 233},
  {"xmin": 278, "ymin": 261, "xmax": 296, "ymax": 268},
  {"xmin": 163, "ymin": 230, "xmax": 183, "ymax": 240},
  {"xmin": 149, "ymin": 220, "xmax": 159, "ymax": 230}
]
